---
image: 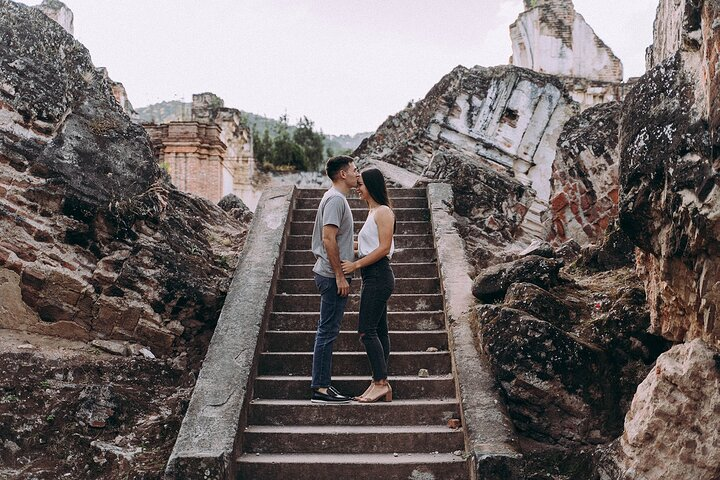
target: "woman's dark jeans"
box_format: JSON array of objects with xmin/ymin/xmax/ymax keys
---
[{"xmin": 358, "ymin": 257, "xmax": 395, "ymax": 381}]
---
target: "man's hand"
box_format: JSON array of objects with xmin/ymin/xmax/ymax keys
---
[{"xmin": 336, "ymin": 274, "xmax": 350, "ymax": 297}]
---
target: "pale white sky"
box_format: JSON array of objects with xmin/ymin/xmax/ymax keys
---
[{"xmin": 20, "ymin": 0, "xmax": 658, "ymax": 135}]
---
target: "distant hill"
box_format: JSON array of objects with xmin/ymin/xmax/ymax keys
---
[
  {"xmin": 136, "ymin": 100, "xmax": 190, "ymax": 123},
  {"xmin": 136, "ymin": 101, "xmax": 371, "ymax": 155}
]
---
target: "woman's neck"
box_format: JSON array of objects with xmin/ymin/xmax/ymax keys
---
[{"xmin": 366, "ymin": 199, "xmax": 381, "ymax": 210}]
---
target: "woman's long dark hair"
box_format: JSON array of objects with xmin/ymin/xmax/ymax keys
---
[
  {"xmin": 361, "ymin": 168, "xmax": 392, "ymax": 208},
  {"xmin": 362, "ymin": 168, "xmax": 395, "ymax": 233}
]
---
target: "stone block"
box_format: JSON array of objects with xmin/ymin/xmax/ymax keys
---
[{"xmin": 134, "ymin": 319, "xmax": 174, "ymax": 355}]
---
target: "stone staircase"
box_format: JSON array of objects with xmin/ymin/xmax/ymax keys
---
[{"xmin": 235, "ymin": 187, "xmax": 471, "ymax": 479}]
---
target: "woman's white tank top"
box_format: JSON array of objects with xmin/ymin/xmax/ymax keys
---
[{"xmin": 358, "ymin": 208, "xmax": 395, "ymax": 259}]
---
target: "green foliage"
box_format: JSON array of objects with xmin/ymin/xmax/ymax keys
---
[
  {"xmin": 255, "ymin": 114, "xmax": 329, "ymax": 172},
  {"xmin": 293, "ymin": 116, "xmax": 325, "ymax": 171},
  {"xmin": 136, "ymin": 100, "xmax": 370, "ymax": 162},
  {"xmin": 253, "ymin": 126, "xmax": 272, "ymax": 165}
]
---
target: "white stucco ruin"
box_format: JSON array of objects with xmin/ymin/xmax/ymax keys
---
[{"xmin": 510, "ymin": 0, "xmax": 626, "ymax": 109}]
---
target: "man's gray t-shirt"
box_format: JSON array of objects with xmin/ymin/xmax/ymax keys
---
[{"xmin": 312, "ymin": 187, "xmax": 354, "ymax": 278}]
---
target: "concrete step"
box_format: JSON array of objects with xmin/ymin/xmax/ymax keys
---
[
  {"xmin": 264, "ymin": 330, "xmax": 448, "ymax": 352},
  {"xmin": 296, "ymin": 196, "xmax": 428, "ymax": 209},
  {"xmin": 236, "ymin": 452, "xmax": 469, "ymax": 480},
  {"xmin": 272, "ymin": 293, "xmax": 444, "ymax": 312},
  {"xmin": 281, "ymin": 262, "xmax": 438, "ymax": 279},
  {"xmin": 253, "ymin": 375, "xmax": 456, "ymax": 400},
  {"xmin": 242, "ymin": 425, "xmax": 465, "ymax": 454},
  {"xmin": 293, "ymin": 207, "xmax": 430, "ymax": 222},
  {"xmin": 276, "ymin": 277, "xmax": 441, "ymax": 295},
  {"xmin": 247, "ymin": 399, "xmax": 460, "ymax": 426},
  {"xmin": 258, "ymin": 351, "xmax": 451, "ymax": 376},
  {"xmin": 290, "ymin": 221, "xmax": 431, "ymax": 235},
  {"xmin": 287, "ymin": 234, "xmax": 434, "ymax": 249},
  {"xmin": 297, "ymin": 188, "xmax": 426, "ymax": 199},
  {"xmin": 283, "ymin": 247, "xmax": 436, "ymax": 264},
  {"xmin": 268, "ymin": 311, "xmax": 446, "ymax": 331}
]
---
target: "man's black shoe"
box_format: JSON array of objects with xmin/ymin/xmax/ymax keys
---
[
  {"xmin": 311, "ymin": 387, "xmax": 351, "ymax": 404},
  {"xmin": 328, "ymin": 385, "xmax": 350, "ymax": 399}
]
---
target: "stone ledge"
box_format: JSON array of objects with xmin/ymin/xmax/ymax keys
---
[
  {"xmin": 164, "ymin": 186, "xmax": 294, "ymax": 479},
  {"xmin": 426, "ymin": 182, "xmax": 521, "ymax": 476}
]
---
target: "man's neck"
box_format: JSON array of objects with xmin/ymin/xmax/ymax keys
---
[{"xmin": 331, "ymin": 181, "xmax": 350, "ymax": 196}]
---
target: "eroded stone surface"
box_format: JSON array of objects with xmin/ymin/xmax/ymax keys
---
[
  {"xmin": 0, "ymin": 2, "xmax": 249, "ymax": 354},
  {"xmin": 599, "ymin": 339, "xmax": 720, "ymax": 480},
  {"xmin": 504, "ymin": 282, "xmax": 574, "ymax": 330},
  {"xmin": 510, "ymin": 0, "xmax": 627, "ymax": 109},
  {"xmin": 34, "ymin": 0, "xmax": 73, "ymax": 35},
  {"xmin": 618, "ymin": 0, "xmax": 720, "ymax": 347},
  {"xmin": 472, "ymin": 255, "xmax": 563, "ymax": 302},
  {"xmin": 355, "ymin": 64, "xmax": 578, "ymax": 246},
  {"xmin": 549, "ymin": 102, "xmax": 621, "ymax": 244},
  {"xmin": 476, "ymin": 305, "xmax": 617, "ymax": 446},
  {"xmin": 511, "ymin": 0, "xmax": 623, "ymax": 82}
]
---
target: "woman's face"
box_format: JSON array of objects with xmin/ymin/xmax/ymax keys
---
[{"xmin": 356, "ymin": 176, "xmax": 369, "ymax": 201}]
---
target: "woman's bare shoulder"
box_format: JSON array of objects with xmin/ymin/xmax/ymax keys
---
[
  {"xmin": 373, "ymin": 205, "xmax": 395, "ymax": 225},
  {"xmin": 375, "ymin": 205, "xmax": 394, "ymax": 216}
]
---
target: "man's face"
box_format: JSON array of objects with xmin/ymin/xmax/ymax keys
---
[{"xmin": 343, "ymin": 162, "xmax": 360, "ymax": 187}]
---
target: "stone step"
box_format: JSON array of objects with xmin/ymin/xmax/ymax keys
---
[
  {"xmin": 292, "ymin": 207, "xmax": 430, "ymax": 222},
  {"xmin": 258, "ymin": 351, "xmax": 451, "ymax": 376},
  {"xmin": 269, "ymin": 311, "xmax": 446, "ymax": 331},
  {"xmin": 264, "ymin": 330, "xmax": 448, "ymax": 352},
  {"xmin": 272, "ymin": 293, "xmax": 444, "ymax": 312},
  {"xmin": 276, "ymin": 277, "xmax": 441, "ymax": 295},
  {"xmin": 283, "ymin": 247, "xmax": 436, "ymax": 264},
  {"xmin": 290, "ymin": 221, "xmax": 431, "ymax": 235},
  {"xmin": 296, "ymin": 196, "xmax": 428, "ymax": 209},
  {"xmin": 253, "ymin": 375, "xmax": 456, "ymax": 400},
  {"xmin": 297, "ymin": 188, "xmax": 426, "ymax": 199},
  {"xmin": 236, "ymin": 452, "xmax": 469, "ymax": 480},
  {"xmin": 242, "ymin": 425, "xmax": 465, "ymax": 454},
  {"xmin": 281, "ymin": 262, "xmax": 438, "ymax": 279},
  {"xmin": 246, "ymin": 399, "xmax": 460, "ymax": 426},
  {"xmin": 287, "ymin": 234, "xmax": 434, "ymax": 249}
]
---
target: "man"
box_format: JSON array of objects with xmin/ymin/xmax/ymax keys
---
[{"xmin": 310, "ymin": 155, "xmax": 359, "ymax": 403}]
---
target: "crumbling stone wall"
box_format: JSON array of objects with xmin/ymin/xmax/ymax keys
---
[
  {"xmin": 0, "ymin": 1, "xmax": 249, "ymax": 355},
  {"xmin": 510, "ymin": 0, "xmax": 628, "ymax": 109},
  {"xmin": 355, "ymin": 64, "xmax": 578, "ymax": 244},
  {"xmin": 618, "ymin": 0, "xmax": 720, "ymax": 348},
  {"xmin": 549, "ymin": 102, "xmax": 621, "ymax": 244},
  {"xmin": 144, "ymin": 93, "xmax": 255, "ymax": 207}
]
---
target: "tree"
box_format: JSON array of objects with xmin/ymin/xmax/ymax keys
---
[
  {"xmin": 252, "ymin": 126, "xmax": 272, "ymax": 165},
  {"xmin": 293, "ymin": 116, "xmax": 325, "ymax": 171},
  {"xmin": 271, "ymin": 115, "xmax": 308, "ymax": 170}
]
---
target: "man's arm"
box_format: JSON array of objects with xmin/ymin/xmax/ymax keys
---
[{"xmin": 322, "ymin": 224, "xmax": 350, "ymax": 297}]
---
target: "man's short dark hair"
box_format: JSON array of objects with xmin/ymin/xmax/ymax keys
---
[{"xmin": 325, "ymin": 155, "xmax": 354, "ymax": 180}]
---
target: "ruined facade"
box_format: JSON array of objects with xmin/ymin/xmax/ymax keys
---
[
  {"xmin": 510, "ymin": 0, "xmax": 631, "ymax": 109},
  {"xmin": 143, "ymin": 93, "xmax": 255, "ymax": 206},
  {"xmin": 355, "ymin": 65, "xmax": 578, "ymax": 251},
  {"xmin": 33, "ymin": 0, "xmax": 73, "ymax": 35}
]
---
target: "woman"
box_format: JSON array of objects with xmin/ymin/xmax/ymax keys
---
[{"xmin": 341, "ymin": 168, "xmax": 396, "ymax": 403}]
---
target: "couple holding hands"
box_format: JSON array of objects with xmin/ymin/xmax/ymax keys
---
[{"xmin": 309, "ymin": 155, "xmax": 395, "ymax": 404}]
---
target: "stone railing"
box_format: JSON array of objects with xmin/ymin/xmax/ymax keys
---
[
  {"xmin": 426, "ymin": 182, "xmax": 522, "ymax": 476},
  {"xmin": 164, "ymin": 186, "xmax": 294, "ymax": 479}
]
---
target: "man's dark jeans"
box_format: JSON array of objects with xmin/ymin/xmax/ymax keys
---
[
  {"xmin": 358, "ymin": 257, "xmax": 395, "ymax": 381},
  {"xmin": 311, "ymin": 274, "xmax": 351, "ymax": 389}
]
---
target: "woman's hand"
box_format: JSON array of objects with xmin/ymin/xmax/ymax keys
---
[{"xmin": 341, "ymin": 260, "xmax": 358, "ymax": 274}]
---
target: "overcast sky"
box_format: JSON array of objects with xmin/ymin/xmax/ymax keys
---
[{"xmin": 19, "ymin": 0, "xmax": 658, "ymax": 135}]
